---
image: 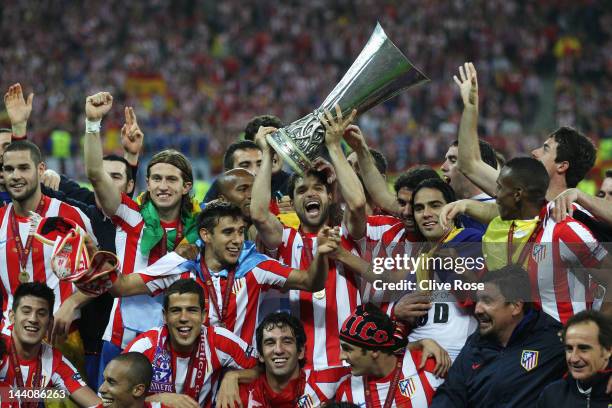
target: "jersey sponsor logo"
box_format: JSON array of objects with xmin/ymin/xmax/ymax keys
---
[
  {"xmin": 297, "ymin": 394, "xmax": 314, "ymax": 408},
  {"xmin": 245, "ymin": 345, "xmax": 256, "ymax": 358},
  {"xmin": 398, "ymin": 376, "xmax": 417, "ymax": 399},
  {"xmin": 72, "ymin": 372, "xmax": 82, "ymax": 382},
  {"xmin": 532, "ymin": 244, "xmax": 547, "ymax": 263},
  {"xmin": 471, "ymin": 362, "xmax": 482, "ymax": 370},
  {"xmin": 520, "ymin": 350, "xmax": 539, "ymax": 371}
]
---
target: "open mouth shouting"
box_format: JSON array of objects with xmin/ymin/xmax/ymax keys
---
[{"xmin": 304, "ymin": 199, "xmax": 322, "ymax": 218}]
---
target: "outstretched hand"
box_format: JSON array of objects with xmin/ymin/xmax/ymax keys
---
[
  {"xmin": 121, "ymin": 106, "xmax": 144, "ymax": 157},
  {"xmin": 453, "ymin": 62, "xmax": 478, "ymax": 108},
  {"xmin": 4, "ymin": 83, "xmax": 34, "ymax": 128},
  {"xmin": 321, "ymin": 104, "xmax": 357, "ymax": 147}
]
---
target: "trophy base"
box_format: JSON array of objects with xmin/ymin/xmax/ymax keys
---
[{"xmin": 266, "ymin": 129, "xmax": 314, "ymax": 177}]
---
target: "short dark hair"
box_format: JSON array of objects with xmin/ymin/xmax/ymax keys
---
[
  {"xmin": 562, "ymin": 310, "xmax": 612, "ymax": 349},
  {"xmin": 223, "ymin": 140, "xmax": 261, "ymax": 171},
  {"xmin": 551, "ymin": 127, "xmax": 596, "ymax": 188},
  {"xmin": 244, "ymin": 115, "xmax": 283, "ymax": 141},
  {"xmin": 197, "ymin": 201, "xmax": 244, "ymax": 232},
  {"xmin": 103, "ymin": 154, "xmax": 134, "ymax": 183},
  {"xmin": 495, "ymin": 151, "xmax": 506, "ymax": 168},
  {"xmin": 452, "ymin": 139, "xmax": 498, "ymax": 170},
  {"xmin": 412, "ymin": 177, "xmax": 457, "ymax": 206},
  {"xmin": 287, "ymin": 169, "xmax": 332, "ymax": 200},
  {"xmin": 3, "ymin": 140, "xmax": 43, "ymax": 166},
  {"xmin": 393, "ymin": 166, "xmax": 440, "ymax": 193},
  {"xmin": 604, "ymin": 169, "xmax": 612, "ymax": 179},
  {"xmin": 111, "ymin": 352, "xmax": 153, "ymax": 391},
  {"xmin": 369, "ymin": 149, "xmax": 388, "ymax": 175},
  {"xmin": 503, "ymin": 157, "xmax": 549, "ymax": 203},
  {"xmin": 256, "ymin": 313, "xmax": 307, "ymax": 367},
  {"xmin": 163, "ymin": 279, "xmax": 205, "ymax": 311},
  {"xmin": 481, "ymin": 265, "xmax": 533, "ymax": 313},
  {"xmin": 13, "ymin": 282, "xmax": 55, "ymax": 314}
]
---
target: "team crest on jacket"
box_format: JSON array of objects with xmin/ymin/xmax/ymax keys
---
[
  {"xmin": 520, "ymin": 350, "xmax": 539, "ymax": 371},
  {"xmin": 232, "ymin": 278, "xmax": 245, "ymax": 295},
  {"xmin": 531, "ymin": 244, "xmax": 546, "ymax": 263},
  {"xmin": 297, "ymin": 394, "xmax": 314, "ymax": 408},
  {"xmin": 398, "ymin": 377, "xmax": 417, "ymax": 398}
]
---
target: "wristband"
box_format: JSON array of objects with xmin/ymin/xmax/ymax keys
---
[{"xmin": 85, "ymin": 118, "xmax": 102, "ymax": 133}]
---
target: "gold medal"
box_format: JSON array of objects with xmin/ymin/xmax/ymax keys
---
[
  {"xmin": 19, "ymin": 270, "xmax": 30, "ymax": 283},
  {"xmin": 313, "ymin": 289, "xmax": 325, "ymax": 299}
]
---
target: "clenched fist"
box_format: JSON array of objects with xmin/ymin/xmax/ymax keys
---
[{"xmin": 85, "ymin": 92, "xmax": 113, "ymax": 121}]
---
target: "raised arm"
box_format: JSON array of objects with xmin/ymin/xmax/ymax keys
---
[
  {"xmin": 322, "ymin": 105, "xmax": 366, "ymax": 239},
  {"xmin": 4, "ymin": 83, "xmax": 33, "ymax": 140},
  {"xmin": 439, "ymin": 199, "xmax": 499, "ymax": 230},
  {"xmin": 284, "ymin": 226, "xmax": 339, "ymax": 291},
  {"xmin": 120, "ymin": 106, "xmax": 144, "ymax": 168},
  {"xmin": 454, "ymin": 62, "xmax": 498, "ymax": 197},
  {"xmin": 344, "ymin": 124, "xmax": 401, "ymax": 216},
  {"xmin": 250, "ymin": 126, "xmax": 284, "ymax": 249},
  {"xmin": 552, "ymin": 188, "xmax": 612, "ymax": 226},
  {"xmin": 83, "ymin": 92, "xmax": 121, "ymax": 217}
]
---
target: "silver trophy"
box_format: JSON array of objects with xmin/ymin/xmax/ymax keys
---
[{"xmin": 267, "ymin": 23, "xmax": 429, "ymax": 176}]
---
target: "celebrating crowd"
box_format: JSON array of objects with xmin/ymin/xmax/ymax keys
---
[{"xmin": 0, "ymin": 52, "xmax": 610, "ymax": 408}]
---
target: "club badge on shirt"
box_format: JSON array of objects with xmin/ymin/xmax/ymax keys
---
[
  {"xmin": 399, "ymin": 376, "xmax": 417, "ymax": 399},
  {"xmin": 520, "ymin": 350, "xmax": 539, "ymax": 371}
]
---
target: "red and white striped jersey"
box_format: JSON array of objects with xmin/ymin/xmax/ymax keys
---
[
  {"xmin": 239, "ymin": 366, "xmax": 350, "ymax": 408},
  {"xmin": 336, "ymin": 350, "xmax": 443, "ymax": 408},
  {"xmin": 137, "ymin": 251, "xmax": 294, "ymax": 346},
  {"xmin": 124, "ymin": 325, "xmax": 257, "ymax": 408},
  {"xmin": 356, "ymin": 215, "xmax": 421, "ymax": 307},
  {"xmin": 103, "ymin": 193, "xmax": 185, "ymax": 348},
  {"xmin": 93, "ymin": 403, "xmax": 168, "ymax": 408},
  {"xmin": 275, "ymin": 225, "xmax": 361, "ymax": 370},
  {"xmin": 0, "ymin": 335, "xmax": 87, "ymax": 397},
  {"xmin": 528, "ymin": 211, "xmax": 607, "ymax": 324},
  {"xmin": 0, "ymin": 196, "xmax": 95, "ymax": 334}
]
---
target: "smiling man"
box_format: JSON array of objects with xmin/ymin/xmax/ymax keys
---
[
  {"xmin": 98, "ymin": 352, "xmax": 169, "ymax": 408},
  {"xmin": 537, "ymin": 310, "xmax": 611, "ymax": 407},
  {"xmin": 0, "ymin": 141, "xmax": 97, "ymax": 334},
  {"xmin": 124, "ymin": 279, "xmax": 258, "ymax": 408},
  {"xmin": 336, "ymin": 303, "xmax": 444, "ymax": 407},
  {"xmin": 232, "ymin": 313, "xmax": 348, "ymax": 407},
  {"xmin": 0, "ymin": 283, "xmax": 100, "ymax": 407},
  {"xmin": 431, "ymin": 265, "xmax": 566, "ymax": 408},
  {"xmin": 80, "ymin": 92, "xmax": 201, "ymax": 384}
]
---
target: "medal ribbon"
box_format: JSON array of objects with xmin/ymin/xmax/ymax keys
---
[
  {"xmin": 364, "ymin": 358, "xmax": 403, "ymax": 408},
  {"xmin": 199, "ymin": 258, "xmax": 235, "ymax": 328},
  {"xmin": 159, "ymin": 221, "xmax": 184, "ymax": 255},
  {"xmin": 10, "ymin": 198, "xmax": 46, "ymax": 278},
  {"xmin": 506, "ymin": 220, "xmax": 542, "ymax": 267},
  {"xmin": 9, "ymin": 338, "xmax": 43, "ymax": 408}
]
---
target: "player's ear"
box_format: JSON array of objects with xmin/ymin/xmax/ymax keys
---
[{"xmin": 132, "ymin": 383, "xmax": 146, "ymax": 398}]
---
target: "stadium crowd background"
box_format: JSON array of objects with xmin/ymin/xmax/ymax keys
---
[{"xmin": 0, "ymin": 0, "xmax": 610, "ymax": 195}]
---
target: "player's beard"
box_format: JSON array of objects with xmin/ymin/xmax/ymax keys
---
[{"xmin": 9, "ymin": 178, "xmax": 38, "ymax": 203}]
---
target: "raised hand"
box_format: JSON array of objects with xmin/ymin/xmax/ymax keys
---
[
  {"xmin": 4, "ymin": 83, "xmax": 34, "ymax": 136},
  {"xmin": 343, "ymin": 124, "xmax": 367, "ymax": 152},
  {"xmin": 120, "ymin": 107, "xmax": 144, "ymax": 156},
  {"xmin": 312, "ymin": 157, "xmax": 336, "ymax": 185},
  {"xmin": 453, "ymin": 62, "xmax": 478, "ymax": 108},
  {"xmin": 321, "ymin": 103, "xmax": 357, "ymax": 147},
  {"xmin": 316, "ymin": 225, "xmax": 341, "ymax": 255},
  {"xmin": 85, "ymin": 92, "xmax": 113, "ymax": 121},
  {"xmin": 253, "ymin": 126, "xmax": 277, "ymax": 152}
]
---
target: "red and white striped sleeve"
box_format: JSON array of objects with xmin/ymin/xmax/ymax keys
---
[
  {"xmin": 556, "ymin": 220, "xmax": 608, "ymax": 268},
  {"xmin": 135, "ymin": 252, "xmax": 194, "ymax": 295},
  {"xmin": 112, "ymin": 193, "xmax": 144, "ymax": 232},
  {"xmin": 250, "ymin": 259, "xmax": 293, "ymax": 288},
  {"xmin": 49, "ymin": 350, "xmax": 87, "ymax": 394},
  {"xmin": 209, "ymin": 327, "xmax": 258, "ymax": 370},
  {"xmin": 123, "ymin": 330, "xmax": 159, "ymax": 361}
]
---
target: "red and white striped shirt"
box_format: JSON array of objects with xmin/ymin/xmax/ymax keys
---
[
  {"xmin": 93, "ymin": 403, "xmax": 167, "ymax": 408},
  {"xmin": 0, "ymin": 196, "xmax": 95, "ymax": 334},
  {"xmin": 275, "ymin": 225, "xmax": 361, "ymax": 370},
  {"xmin": 239, "ymin": 366, "xmax": 350, "ymax": 408},
  {"xmin": 356, "ymin": 215, "xmax": 421, "ymax": 307},
  {"xmin": 336, "ymin": 350, "xmax": 443, "ymax": 408},
  {"xmin": 0, "ymin": 335, "xmax": 87, "ymax": 398},
  {"xmin": 104, "ymin": 193, "xmax": 186, "ymax": 348},
  {"xmin": 137, "ymin": 251, "xmax": 294, "ymax": 346},
  {"xmin": 528, "ymin": 208, "xmax": 607, "ymax": 324},
  {"xmin": 124, "ymin": 325, "xmax": 257, "ymax": 408}
]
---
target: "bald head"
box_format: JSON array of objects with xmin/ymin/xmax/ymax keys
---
[{"xmin": 217, "ymin": 168, "xmax": 255, "ymax": 220}]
